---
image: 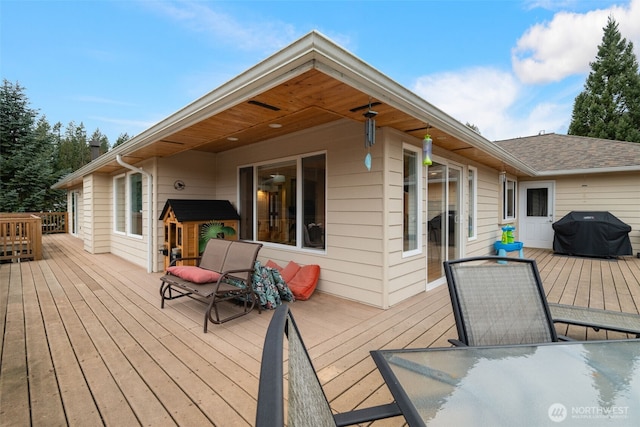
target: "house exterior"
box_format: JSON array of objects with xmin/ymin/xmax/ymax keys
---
[
  {"xmin": 52, "ymin": 31, "xmax": 639, "ymax": 309},
  {"xmin": 495, "ymin": 133, "xmax": 640, "ymax": 255}
]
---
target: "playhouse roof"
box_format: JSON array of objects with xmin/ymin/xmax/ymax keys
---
[{"xmin": 160, "ymin": 199, "xmax": 240, "ymax": 222}]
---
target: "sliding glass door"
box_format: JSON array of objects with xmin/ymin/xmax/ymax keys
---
[{"xmin": 427, "ymin": 161, "xmax": 462, "ymax": 283}]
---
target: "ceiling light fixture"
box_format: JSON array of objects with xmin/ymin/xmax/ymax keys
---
[
  {"xmin": 269, "ymin": 123, "xmax": 282, "ymax": 128},
  {"xmin": 227, "ymin": 137, "xmax": 239, "ymax": 141}
]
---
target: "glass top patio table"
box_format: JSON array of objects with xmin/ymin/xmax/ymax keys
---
[{"xmin": 371, "ymin": 339, "xmax": 640, "ymax": 426}]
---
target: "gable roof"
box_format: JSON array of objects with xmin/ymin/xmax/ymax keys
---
[
  {"xmin": 53, "ymin": 31, "xmax": 534, "ymax": 190},
  {"xmin": 160, "ymin": 199, "xmax": 240, "ymax": 222},
  {"xmin": 494, "ymin": 133, "xmax": 640, "ymax": 175}
]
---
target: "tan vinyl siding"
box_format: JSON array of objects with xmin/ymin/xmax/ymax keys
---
[
  {"xmin": 82, "ymin": 175, "xmax": 94, "ymax": 252},
  {"xmin": 385, "ymin": 130, "xmax": 426, "ymax": 307},
  {"xmin": 90, "ymin": 174, "xmax": 111, "ymax": 253},
  {"xmin": 468, "ymin": 166, "xmax": 502, "ymax": 256},
  {"xmin": 533, "ymin": 171, "xmax": 640, "ymax": 254},
  {"xmin": 215, "ymin": 119, "xmax": 387, "ymax": 307},
  {"xmin": 157, "ymin": 151, "xmax": 217, "ymax": 201}
]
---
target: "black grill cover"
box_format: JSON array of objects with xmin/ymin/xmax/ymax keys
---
[{"xmin": 552, "ymin": 211, "xmax": 632, "ymax": 258}]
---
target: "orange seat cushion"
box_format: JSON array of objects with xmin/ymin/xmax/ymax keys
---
[{"xmin": 287, "ymin": 264, "xmax": 320, "ymax": 300}]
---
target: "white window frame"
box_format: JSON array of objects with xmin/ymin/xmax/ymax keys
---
[
  {"xmin": 239, "ymin": 151, "xmax": 327, "ymax": 252},
  {"xmin": 468, "ymin": 166, "xmax": 477, "ymax": 240},
  {"xmin": 502, "ymin": 176, "xmax": 517, "ymax": 221},
  {"xmin": 113, "ymin": 172, "xmax": 143, "ymax": 238},
  {"xmin": 114, "ymin": 174, "xmax": 126, "ymax": 234},
  {"xmin": 402, "ymin": 143, "xmax": 422, "ymax": 257}
]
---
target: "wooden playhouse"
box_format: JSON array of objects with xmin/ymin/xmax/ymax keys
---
[{"xmin": 160, "ymin": 199, "xmax": 240, "ymax": 270}]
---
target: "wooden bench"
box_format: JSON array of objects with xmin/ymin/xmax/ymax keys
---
[
  {"xmin": 549, "ymin": 303, "xmax": 640, "ymax": 338},
  {"xmin": 159, "ymin": 239, "xmax": 263, "ymax": 332}
]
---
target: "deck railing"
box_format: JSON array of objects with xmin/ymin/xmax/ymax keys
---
[
  {"xmin": 33, "ymin": 211, "xmax": 68, "ymax": 234},
  {"xmin": 0, "ymin": 213, "xmax": 43, "ymax": 262}
]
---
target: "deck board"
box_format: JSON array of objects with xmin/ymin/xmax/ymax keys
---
[{"xmin": 1, "ymin": 234, "xmax": 640, "ymax": 426}]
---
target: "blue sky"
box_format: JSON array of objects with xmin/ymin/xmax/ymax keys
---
[{"xmin": 2, "ymin": 0, "xmax": 639, "ymax": 143}]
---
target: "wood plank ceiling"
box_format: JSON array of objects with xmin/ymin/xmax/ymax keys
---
[{"xmin": 96, "ymin": 68, "xmax": 515, "ymax": 176}]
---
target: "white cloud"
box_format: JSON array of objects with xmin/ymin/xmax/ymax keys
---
[
  {"xmin": 413, "ymin": 0, "xmax": 640, "ymax": 141},
  {"xmin": 413, "ymin": 66, "xmax": 576, "ymax": 140},
  {"xmin": 513, "ymin": 0, "xmax": 640, "ymax": 84},
  {"xmin": 414, "ymin": 67, "xmax": 529, "ymax": 140}
]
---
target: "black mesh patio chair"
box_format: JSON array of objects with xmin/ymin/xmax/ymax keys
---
[
  {"xmin": 444, "ymin": 256, "xmax": 564, "ymax": 346},
  {"xmin": 256, "ymin": 304, "xmax": 402, "ymax": 427}
]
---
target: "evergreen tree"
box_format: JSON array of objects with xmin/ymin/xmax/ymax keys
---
[
  {"xmin": 568, "ymin": 17, "xmax": 640, "ymax": 142},
  {"xmin": 113, "ymin": 132, "xmax": 132, "ymax": 148},
  {"xmin": 0, "ymin": 80, "xmax": 64, "ymax": 211},
  {"xmin": 55, "ymin": 121, "xmax": 90, "ymax": 174}
]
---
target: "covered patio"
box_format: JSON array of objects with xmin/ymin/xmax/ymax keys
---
[{"xmin": 2, "ymin": 234, "xmax": 640, "ymax": 426}]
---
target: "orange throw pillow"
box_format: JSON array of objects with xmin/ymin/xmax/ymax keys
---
[
  {"xmin": 287, "ymin": 264, "xmax": 320, "ymax": 300},
  {"xmin": 280, "ymin": 261, "xmax": 301, "ymax": 283},
  {"xmin": 167, "ymin": 266, "xmax": 221, "ymax": 284}
]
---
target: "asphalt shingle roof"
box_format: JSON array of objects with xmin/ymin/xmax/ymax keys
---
[{"xmin": 494, "ymin": 133, "xmax": 640, "ymax": 173}]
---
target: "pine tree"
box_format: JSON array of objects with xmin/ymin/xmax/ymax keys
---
[
  {"xmin": 0, "ymin": 80, "xmax": 66, "ymax": 211},
  {"xmin": 113, "ymin": 132, "xmax": 132, "ymax": 148},
  {"xmin": 568, "ymin": 17, "xmax": 640, "ymax": 142},
  {"xmin": 55, "ymin": 121, "xmax": 90, "ymax": 174}
]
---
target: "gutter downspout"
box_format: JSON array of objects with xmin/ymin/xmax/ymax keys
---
[{"xmin": 117, "ymin": 155, "xmax": 154, "ymax": 273}]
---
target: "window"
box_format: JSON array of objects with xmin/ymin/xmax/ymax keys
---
[
  {"xmin": 130, "ymin": 173, "xmax": 143, "ymax": 236},
  {"xmin": 114, "ymin": 176, "xmax": 126, "ymax": 233},
  {"xmin": 468, "ymin": 167, "xmax": 477, "ymax": 239},
  {"xmin": 71, "ymin": 191, "xmax": 80, "ymax": 235},
  {"xmin": 114, "ymin": 172, "xmax": 143, "ymax": 236},
  {"xmin": 240, "ymin": 153, "xmax": 326, "ymax": 250},
  {"xmin": 526, "ymin": 187, "xmax": 548, "ymax": 217},
  {"xmin": 503, "ymin": 177, "xmax": 516, "ymax": 221},
  {"xmin": 239, "ymin": 167, "xmax": 254, "ymax": 240},
  {"xmin": 403, "ymin": 146, "xmax": 421, "ymax": 254}
]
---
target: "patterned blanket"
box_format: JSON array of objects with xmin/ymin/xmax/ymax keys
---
[{"xmin": 251, "ymin": 261, "xmax": 295, "ymax": 308}]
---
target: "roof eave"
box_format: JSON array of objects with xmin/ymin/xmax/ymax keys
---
[
  {"xmin": 536, "ymin": 165, "xmax": 640, "ymax": 176},
  {"xmin": 309, "ymin": 34, "xmax": 538, "ymax": 176},
  {"xmin": 53, "ymin": 30, "xmax": 535, "ymax": 188}
]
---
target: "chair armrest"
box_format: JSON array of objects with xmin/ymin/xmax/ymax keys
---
[{"xmin": 448, "ymin": 338, "xmax": 467, "ymax": 347}]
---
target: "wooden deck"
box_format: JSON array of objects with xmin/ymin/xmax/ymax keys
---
[{"xmin": 2, "ymin": 234, "xmax": 640, "ymax": 426}]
